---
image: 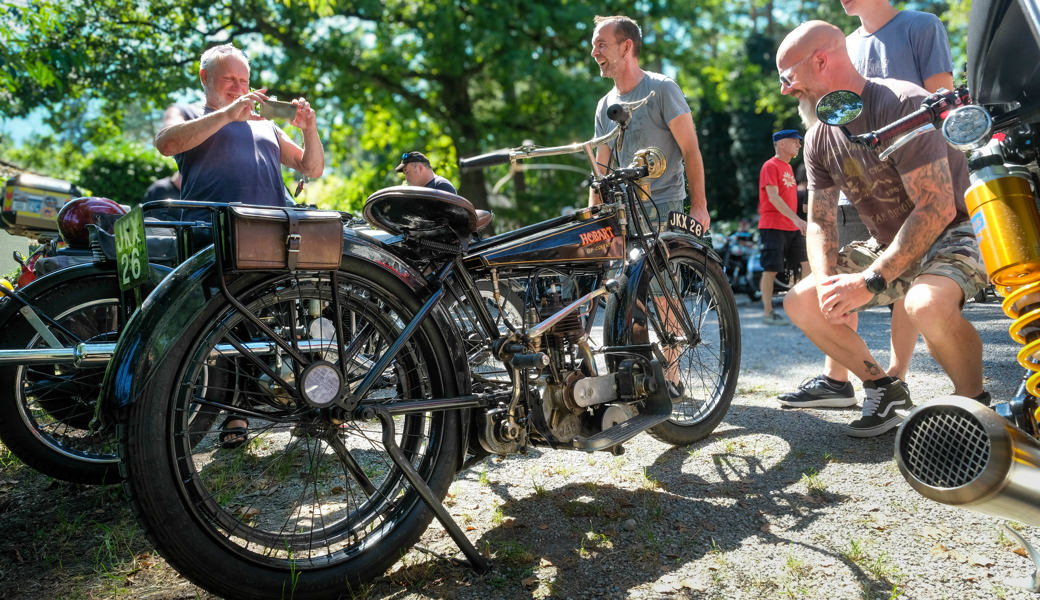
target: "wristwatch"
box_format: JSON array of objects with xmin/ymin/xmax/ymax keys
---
[{"xmin": 863, "ymin": 270, "xmax": 887, "ymax": 294}]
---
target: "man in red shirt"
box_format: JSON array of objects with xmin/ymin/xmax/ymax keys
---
[{"xmin": 758, "ymin": 129, "xmax": 809, "ymax": 325}]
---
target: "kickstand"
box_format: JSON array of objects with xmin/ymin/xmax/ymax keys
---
[
  {"xmin": 1004, "ymin": 523, "xmax": 1040, "ymax": 591},
  {"xmin": 371, "ymin": 407, "xmax": 491, "ymax": 573}
]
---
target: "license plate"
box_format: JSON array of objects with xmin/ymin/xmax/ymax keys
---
[
  {"xmin": 667, "ymin": 211, "xmax": 705, "ymax": 236},
  {"xmin": 114, "ymin": 204, "xmax": 150, "ymax": 291}
]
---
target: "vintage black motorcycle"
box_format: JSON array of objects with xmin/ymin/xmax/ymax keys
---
[
  {"xmin": 815, "ymin": 0, "xmax": 1040, "ymax": 589},
  {"xmin": 104, "ymin": 95, "xmax": 741, "ymax": 598}
]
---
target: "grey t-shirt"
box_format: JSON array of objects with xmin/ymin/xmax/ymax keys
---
[
  {"xmin": 594, "ymin": 71, "xmax": 691, "ymax": 213},
  {"xmin": 839, "ymin": 10, "xmax": 953, "ymax": 210},
  {"xmin": 846, "ymin": 10, "xmax": 953, "ymax": 88}
]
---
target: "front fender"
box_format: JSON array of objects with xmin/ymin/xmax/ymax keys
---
[
  {"xmin": 101, "ymin": 232, "xmax": 470, "ymax": 415},
  {"xmin": 603, "ymin": 233, "xmax": 722, "ymax": 347}
]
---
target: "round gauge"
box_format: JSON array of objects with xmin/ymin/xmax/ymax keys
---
[
  {"xmin": 941, "ymin": 105, "xmax": 992, "ymax": 151},
  {"xmin": 301, "ymin": 361, "xmax": 342, "ymax": 408}
]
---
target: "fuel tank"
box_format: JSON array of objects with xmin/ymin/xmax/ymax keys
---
[{"xmin": 464, "ymin": 206, "xmax": 624, "ymax": 270}]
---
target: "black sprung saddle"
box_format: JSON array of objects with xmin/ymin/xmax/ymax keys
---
[{"xmin": 363, "ymin": 186, "xmax": 493, "ymax": 249}]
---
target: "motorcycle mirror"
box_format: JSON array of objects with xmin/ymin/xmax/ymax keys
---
[{"xmin": 815, "ymin": 90, "xmax": 863, "ymax": 126}]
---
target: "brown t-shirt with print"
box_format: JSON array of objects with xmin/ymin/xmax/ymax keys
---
[{"xmin": 805, "ymin": 78, "xmax": 970, "ymax": 245}]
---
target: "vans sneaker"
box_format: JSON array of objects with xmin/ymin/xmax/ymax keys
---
[
  {"xmin": 779, "ymin": 375, "xmax": 857, "ymax": 408},
  {"xmin": 845, "ymin": 378, "xmax": 912, "ymax": 437}
]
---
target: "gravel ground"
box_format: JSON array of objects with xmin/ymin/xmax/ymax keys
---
[
  {"xmin": 1, "ymin": 290, "xmax": 1036, "ymax": 600},
  {"xmin": 363, "ymin": 292, "xmax": 1039, "ymax": 600}
]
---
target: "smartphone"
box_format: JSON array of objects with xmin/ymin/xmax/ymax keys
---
[{"xmin": 258, "ymin": 100, "xmax": 298, "ymax": 120}]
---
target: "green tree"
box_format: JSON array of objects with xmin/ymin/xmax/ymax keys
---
[
  {"xmin": 77, "ymin": 140, "xmax": 174, "ymax": 205},
  {"xmin": 1, "ymin": 1, "xmax": 970, "ymax": 229}
]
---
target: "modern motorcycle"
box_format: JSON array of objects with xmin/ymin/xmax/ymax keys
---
[{"xmin": 815, "ymin": 0, "xmax": 1040, "ymax": 589}]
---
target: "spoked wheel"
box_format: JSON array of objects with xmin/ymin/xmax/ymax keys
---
[
  {"xmin": 0, "ymin": 274, "xmax": 124, "ymax": 484},
  {"xmin": 121, "ymin": 266, "xmax": 460, "ymax": 598},
  {"xmin": 638, "ymin": 246, "xmax": 740, "ymax": 444}
]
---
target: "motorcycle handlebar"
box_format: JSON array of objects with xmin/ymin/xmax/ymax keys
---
[
  {"xmin": 855, "ymin": 106, "xmax": 933, "ymax": 147},
  {"xmin": 853, "ymin": 87, "xmax": 971, "ymax": 147},
  {"xmin": 458, "ymin": 150, "xmax": 513, "ymax": 169},
  {"xmin": 459, "ymin": 91, "xmax": 656, "ymax": 170}
]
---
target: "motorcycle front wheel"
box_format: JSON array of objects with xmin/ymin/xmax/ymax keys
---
[
  {"xmin": 0, "ymin": 273, "xmax": 123, "ymax": 484},
  {"xmin": 638, "ymin": 246, "xmax": 741, "ymax": 445},
  {"xmin": 120, "ymin": 265, "xmax": 460, "ymax": 599}
]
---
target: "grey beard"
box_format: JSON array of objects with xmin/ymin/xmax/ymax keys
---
[{"xmin": 798, "ymin": 96, "xmax": 819, "ymax": 129}]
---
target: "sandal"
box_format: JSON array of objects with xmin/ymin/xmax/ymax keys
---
[{"xmin": 219, "ymin": 416, "xmax": 249, "ymax": 449}]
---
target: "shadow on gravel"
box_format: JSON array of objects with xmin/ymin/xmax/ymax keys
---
[
  {"xmin": 378, "ymin": 399, "xmax": 905, "ymax": 600},
  {"xmin": 389, "ymin": 452, "xmax": 887, "ymax": 599}
]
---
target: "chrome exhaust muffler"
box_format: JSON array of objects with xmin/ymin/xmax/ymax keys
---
[{"xmin": 894, "ymin": 396, "xmax": 1040, "ymax": 527}]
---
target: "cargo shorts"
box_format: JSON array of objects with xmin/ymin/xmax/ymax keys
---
[{"xmin": 834, "ymin": 222, "xmax": 987, "ymax": 311}]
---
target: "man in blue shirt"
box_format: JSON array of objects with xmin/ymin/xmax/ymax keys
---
[{"xmin": 155, "ymin": 44, "xmax": 324, "ymax": 211}]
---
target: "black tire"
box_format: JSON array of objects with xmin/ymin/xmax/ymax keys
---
[
  {"xmin": 639, "ymin": 247, "xmax": 740, "ymax": 445},
  {"xmin": 121, "ymin": 266, "xmax": 461, "ymax": 598},
  {"xmin": 0, "ymin": 274, "xmax": 123, "ymax": 484}
]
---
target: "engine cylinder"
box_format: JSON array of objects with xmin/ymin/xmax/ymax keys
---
[{"xmin": 895, "ymin": 396, "xmax": 1040, "ymax": 527}]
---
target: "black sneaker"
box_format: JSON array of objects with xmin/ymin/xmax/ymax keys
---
[
  {"xmin": 845, "ymin": 378, "xmax": 912, "ymax": 437},
  {"xmin": 667, "ymin": 380, "xmax": 685, "ymax": 400},
  {"xmin": 779, "ymin": 375, "xmax": 857, "ymax": 408}
]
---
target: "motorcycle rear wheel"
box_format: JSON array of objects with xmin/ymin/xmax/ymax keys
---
[
  {"xmin": 0, "ymin": 274, "xmax": 123, "ymax": 484},
  {"xmin": 640, "ymin": 246, "xmax": 740, "ymax": 445},
  {"xmin": 120, "ymin": 266, "xmax": 460, "ymax": 598}
]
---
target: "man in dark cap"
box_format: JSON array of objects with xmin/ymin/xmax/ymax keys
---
[
  {"xmin": 396, "ymin": 151, "xmax": 457, "ymax": 194},
  {"xmin": 758, "ymin": 128, "xmax": 809, "ymax": 325}
]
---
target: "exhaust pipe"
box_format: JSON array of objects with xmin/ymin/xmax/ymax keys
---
[{"xmin": 895, "ymin": 396, "xmax": 1040, "ymax": 527}]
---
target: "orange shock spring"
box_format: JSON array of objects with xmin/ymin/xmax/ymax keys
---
[{"xmin": 966, "ymin": 167, "xmax": 1040, "ymax": 403}]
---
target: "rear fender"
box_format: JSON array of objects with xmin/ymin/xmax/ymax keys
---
[
  {"xmin": 0, "ymin": 261, "xmax": 171, "ymax": 328},
  {"xmin": 101, "ymin": 234, "xmax": 470, "ymax": 423}
]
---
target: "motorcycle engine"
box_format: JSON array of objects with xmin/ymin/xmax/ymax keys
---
[{"xmin": 530, "ymin": 282, "xmax": 620, "ymax": 444}]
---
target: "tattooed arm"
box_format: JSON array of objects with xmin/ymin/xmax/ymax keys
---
[
  {"xmin": 871, "ymin": 159, "xmax": 957, "ymax": 282},
  {"xmin": 806, "ymin": 186, "xmax": 840, "ymax": 288},
  {"xmin": 817, "ymin": 158, "xmax": 956, "ymax": 320}
]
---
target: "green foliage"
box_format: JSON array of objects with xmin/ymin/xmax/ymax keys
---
[
  {"xmin": 1, "ymin": 0, "xmax": 970, "ymax": 228},
  {"xmin": 76, "ymin": 140, "xmax": 174, "ymax": 205}
]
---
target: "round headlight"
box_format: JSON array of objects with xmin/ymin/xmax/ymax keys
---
[{"xmin": 941, "ymin": 105, "xmax": 993, "ymax": 151}]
